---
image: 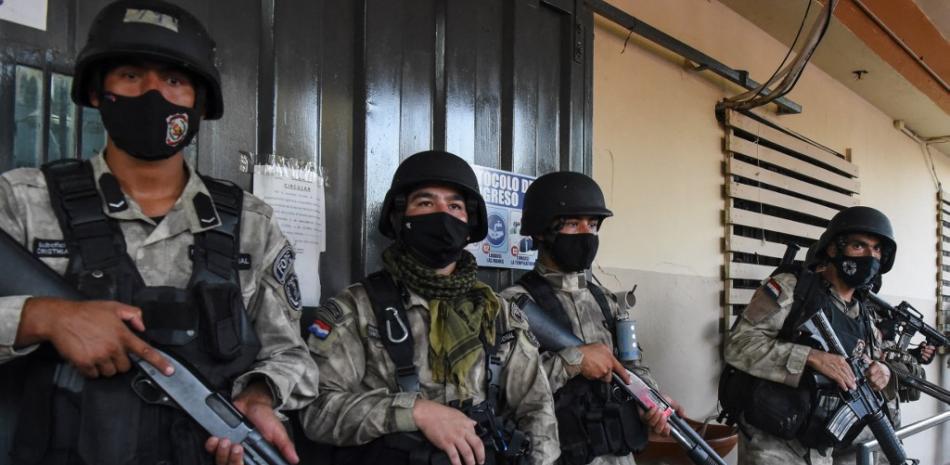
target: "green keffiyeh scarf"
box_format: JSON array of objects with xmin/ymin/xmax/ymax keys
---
[{"xmin": 382, "ymin": 244, "xmax": 500, "ymax": 398}]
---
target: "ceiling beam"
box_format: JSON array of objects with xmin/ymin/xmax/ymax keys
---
[{"xmin": 833, "ymin": 0, "xmax": 950, "ymax": 114}]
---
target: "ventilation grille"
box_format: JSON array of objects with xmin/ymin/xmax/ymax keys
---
[{"xmin": 721, "ymin": 109, "xmax": 859, "ymax": 330}]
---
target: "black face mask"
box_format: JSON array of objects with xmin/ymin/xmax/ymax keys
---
[
  {"xmin": 549, "ymin": 233, "xmax": 599, "ymax": 273},
  {"xmin": 399, "ymin": 212, "xmax": 470, "ymax": 269},
  {"xmin": 831, "ymin": 255, "xmax": 881, "ymax": 289},
  {"xmin": 98, "ymin": 90, "xmax": 200, "ymax": 161}
]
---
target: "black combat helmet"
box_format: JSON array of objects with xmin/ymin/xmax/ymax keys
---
[
  {"xmin": 809, "ymin": 206, "xmax": 897, "ymax": 274},
  {"xmin": 520, "ymin": 171, "xmax": 613, "ymax": 236},
  {"xmin": 71, "ymin": 0, "xmax": 224, "ymax": 119},
  {"xmin": 378, "ymin": 150, "xmax": 487, "ymax": 242}
]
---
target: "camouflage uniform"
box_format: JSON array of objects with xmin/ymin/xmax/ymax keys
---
[
  {"xmin": 300, "ymin": 280, "xmax": 561, "ymax": 465},
  {"xmin": 500, "ymin": 262, "xmax": 658, "ymax": 465},
  {"xmin": 724, "ymin": 272, "xmax": 891, "ymax": 465},
  {"xmin": 0, "ymin": 153, "xmax": 318, "ymax": 409}
]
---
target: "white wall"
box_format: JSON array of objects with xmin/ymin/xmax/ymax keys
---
[{"xmin": 591, "ymin": 1, "xmax": 949, "ymax": 463}]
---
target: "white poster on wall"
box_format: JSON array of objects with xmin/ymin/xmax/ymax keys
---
[
  {"xmin": 465, "ymin": 165, "xmax": 537, "ymax": 270},
  {"xmin": 0, "ymin": 0, "xmax": 48, "ymax": 31},
  {"xmin": 253, "ymin": 164, "xmax": 325, "ymax": 307}
]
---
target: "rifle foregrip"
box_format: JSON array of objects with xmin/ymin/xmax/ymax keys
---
[
  {"xmin": 867, "ymin": 411, "xmax": 908, "ymax": 465},
  {"xmin": 243, "ymin": 431, "xmax": 290, "ymax": 465},
  {"xmin": 668, "ymin": 415, "xmax": 728, "ymax": 465}
]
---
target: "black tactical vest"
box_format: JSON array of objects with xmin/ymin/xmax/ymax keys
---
[
  {"xmin": 516, "ymin": 270, "xmax": 647, "ymax": 465},
  {"xmin": 11, "ymin": 159, "xmax": 261, "ymax": 465}
]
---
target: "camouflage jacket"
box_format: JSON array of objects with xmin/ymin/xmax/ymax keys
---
[
  {"xmin": 0, "ymin": 153, "xmax": 318, "ymax": 409},
  {"xmin": 301, "ymin": 278, "xmax": 560, "ymax": 465}
]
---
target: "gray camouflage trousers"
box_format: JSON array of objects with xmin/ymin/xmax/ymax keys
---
[{"xmin": 738, "ymin": 422, "xmax": 832, "ymax": 465}]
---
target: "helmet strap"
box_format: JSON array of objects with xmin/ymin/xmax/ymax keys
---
[{"xmin": 390, "ymin": 194, "xmax": 407, "ymax": 239}]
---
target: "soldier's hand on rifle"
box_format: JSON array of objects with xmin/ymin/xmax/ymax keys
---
[
  {"xmin": 15, "ymin": 297, "xmax": 173, "ymax": 378},
  {"xmin": 912, "ymin": 343, "xmax": 936, "ymax": 364},
  {"xmin": 205, "ymin": 381, "xmax": 299, "ymax": 465},
  {"xmin": 577, "ymin": 343, "xmax": 629, "ymax": 383},
  {"xmin": 864, "ymin": 360, "xmax": 890, "ymax": 391},
  {"xmin": 413, "ymin": 398, "xmax": 486, "ymax": 465},
  {"xmin": 642, "ymin": 395, "xmax": 683, "ymax": 438},
  {"xmin": 806, "ymin": 349, "xmax": 856, "ymax": 391}
]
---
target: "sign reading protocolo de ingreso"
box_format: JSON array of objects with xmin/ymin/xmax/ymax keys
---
[{"xmin": 465, "ymin": 165, "xmax": 537, "ymax": 270}]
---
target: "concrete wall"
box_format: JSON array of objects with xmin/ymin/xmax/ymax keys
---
[{"xmin": 590, "ymin": 1, "xmax": 949, "ymax": 463}]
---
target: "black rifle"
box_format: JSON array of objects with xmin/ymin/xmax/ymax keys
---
[
  {"xmin": 516, "ymin": 296, "xmax": 727, "ymax": 465},
  {"xmin": 0, "ymin": 228, "xmax": 289, "ymax": 465},
  {"xmin": 887, "ymin": 363, "xmax": 950, "ymax": 406},
  {"xmin": 864, "ymin": 293, "xmax": 950, "ymax": 352},
  {"xmin": 798, "ymin": 309, "xmax": 912, "ymax": 464}
]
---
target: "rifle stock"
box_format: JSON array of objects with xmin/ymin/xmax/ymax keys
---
[
  {"xmin": 0, "ymin": 228, "xmax": 288, "ymax": 465},
  {"xmin": 515, "ymin": 295, "xmax": 727, "ymax": 465}
]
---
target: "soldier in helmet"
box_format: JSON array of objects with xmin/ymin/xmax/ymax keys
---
[
  {"xmin": 500, "ymin": 171, "xmax": 680, "ymax": 465},
  {"xmin": 721, "ymin": 207, "xmax": 900, "ymax": 465},
  {"xmin": 301, "ymin": 150, "xmax": 559, "ymax": 465},
  {"xmin": 0, "ymin": 1, "xmax": 317, "ymax": 464}
]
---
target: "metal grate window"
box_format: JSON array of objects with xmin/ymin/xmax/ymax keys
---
[
  {"xmin": 936, "ymin": 190, "xmax": 950, "ymax": 340},
  {"xmin": 720, "ymin": 109, "xmax": 859, "ymax": 331}
]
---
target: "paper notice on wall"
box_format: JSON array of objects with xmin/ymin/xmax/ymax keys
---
[
  {"xmin": 253, "ymin": 165, "xmax": 325, "ymax": 306},
  {"xmin": 0, "ymin": 0, "xmax": 48, "ymax": 31},
  {"xmin": 465, "ymin": 165, "xmax": 537, "ymax": 270}
]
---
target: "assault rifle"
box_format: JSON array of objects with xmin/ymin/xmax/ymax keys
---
[
  {"xmin": 887, "ymin": 363, "xmax": 950, "ymax": 406},
  {"xmin": 798, "ymin": 309, "xmax": 912, "ymax": 464},
  {"xmin": 0, "ymin": 228, "xmax": 289, "ymax": 465},
  {"xmin": 516, "ymin": 296, "xmax": 727, "ymax": 465},
  {"xmin": 864, "ymin": 292, "xmax": 950, "ymax": 352}
]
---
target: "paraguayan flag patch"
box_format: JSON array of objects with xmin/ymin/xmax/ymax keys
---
[{"xmin": 764, "ymin": 278, "xmax": 782, "ymax": 300}]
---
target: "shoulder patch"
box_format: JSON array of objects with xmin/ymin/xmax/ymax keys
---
[
  {"xmin": 509, "ymin": 305, "xmax": 527, "ymax": 325},
  {"xmin": 33, "ymin": 239, "xmax": 69, "ymax": 258},
  {"xmin": 283, "ymin": 272, "xmax": 302, "ymax": 311},
  {"xmin": 764, "ymin": 278, "xmax": 782, "ymax": 301},
  {"xmin": 498, "ymin": 330, "xmax": 517, "ymax": 346},
  {"xmin": 367, "ymin": 324, "xmax": 380, "ymax": 339},
  {"xmin": 308, "ymin": 319, "xmax": 332, "ymax": 340},
  {"xmin": 523, "ymin": 329, "xmax": 540, "ymax": 348},
  {"xmin": 272, "ymin": 244, "xmax": 295, "ymax": 284},
  {"xmin": 741, "ymin": 285, "xmax": 784, "ymax": 324},
  {"xmin": 314, "ymin": 301, "xmax": 346, "ymax": 324}
]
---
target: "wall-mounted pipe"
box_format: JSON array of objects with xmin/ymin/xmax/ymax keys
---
[{"xmin": 586, "ymin": 0, "xmax": 803, "ymax": 114}]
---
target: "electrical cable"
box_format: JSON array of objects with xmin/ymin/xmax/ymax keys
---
[
  {"xmin": 734, "ymin": 0, "xmax": 812, "ymax": 104},
  {"xmin": 738, "ymin": 0, "xmax": 834, "ymax": 108},
  {"xmin": 723, "ymin": 0, "xmax": 837, "ymax": 111},
  {"xmin": 766, "ymin": 0, "xmax": 833, "ymax": 101}
]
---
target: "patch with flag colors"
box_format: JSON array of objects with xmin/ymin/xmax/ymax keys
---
[
  {"xmin": 764, "ymin": 278, "xmax": 782, "ymax": 301},
  {"xmin": 309, "ymin": 319, "xmax": 332, "ymax": 339}
]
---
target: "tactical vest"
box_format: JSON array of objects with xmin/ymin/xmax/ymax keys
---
[
  {"xmin": 517, "ymin": 270, "xmax": 647, "ymax": 465},
  {"xmin": 332, "ymin": 270, "xmax": 528, "ymax": 465},
  {"xmin": 717, "ymin": 264, "xmax": 876, "ymax": 451},
  {"xmin": 12, "ymin": 159, "xmax": 260, "ymax": 465}
]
